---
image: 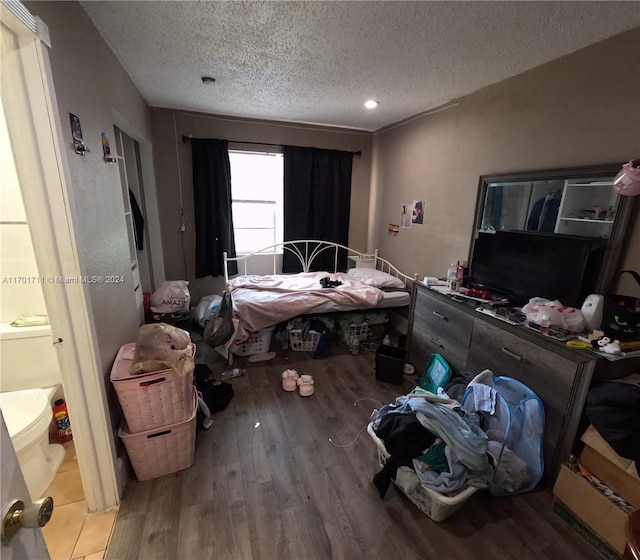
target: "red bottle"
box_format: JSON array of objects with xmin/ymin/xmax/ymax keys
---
[{"xmin": 52, "ymin": 399, "xmax": 73, "ymax": 443}]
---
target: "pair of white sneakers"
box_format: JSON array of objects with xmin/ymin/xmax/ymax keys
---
[{"xmin": 281, "ymin": 369, "xmax": 314, "ymax": 396}]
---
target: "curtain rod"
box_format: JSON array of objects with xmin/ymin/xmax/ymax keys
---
[{"xmin": 182, "ymin": 135, "xmax": 361, "ymax": 157}]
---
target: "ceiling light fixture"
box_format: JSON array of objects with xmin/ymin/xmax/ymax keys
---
[
  {"xmin": 201, "ymin": 76, "xmax": 216, "ymax": 84},
  {"xmin": 364, "ymin": 100, "xmax": 379, "ymax": 109}
]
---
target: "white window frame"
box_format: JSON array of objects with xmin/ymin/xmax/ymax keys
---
[{"xmin": 229, "ymin": 149, "xmax": 284, "ymax": 255}]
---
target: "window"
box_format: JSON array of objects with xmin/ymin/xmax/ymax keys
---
[{"xmin": 229, "ymin": 150, "xmax": 283, "ymax": 254}]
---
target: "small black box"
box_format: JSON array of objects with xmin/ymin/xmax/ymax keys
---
[{"xmin": 375, "ymin": 345, "xmax": 407, "ymax": 385}]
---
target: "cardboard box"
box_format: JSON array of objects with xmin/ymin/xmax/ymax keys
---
[
  {"xmin": 553, "ymin": 464, "xmax": 629, "ymax": 555},
  {"xmin": 580, "ymin": 425, "xmax": 640, "ymax": 509},
  {"xmin": 581, "ymin": 425, "xmax": 639, "ymax": 479},
  {"xmin": 552, "ymin": 501, "xmax": 620, "ymax": 560}
]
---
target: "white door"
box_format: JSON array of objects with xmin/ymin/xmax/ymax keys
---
[{"xmin": 0, "ymin": 414, "xmax": 50, "ymax": 559}]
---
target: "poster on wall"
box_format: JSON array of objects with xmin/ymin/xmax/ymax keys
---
[
  {"xmin": 400, "ymin": 203, "xmax": 412, "ymax": 228},
  {"xmin": 412, "ymin": 199, "xmax": 425, "ymax": 225}
]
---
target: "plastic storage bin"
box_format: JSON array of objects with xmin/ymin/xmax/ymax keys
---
[
  {"xmin": 289, "ymin": 329, "xmax": 321, "ymax": 352},
  {"xmin": 119, "ymin": 387, "xmax": 197, "ymax": 481},
  {"xmin": 232, "ymin": 326, "xmax": 275, "ymax": 356},
  {"xmin": 349, "ymin": 322, "xmax": 372, "ymax": 341},
  {"xmin": 375, "ymin": 345, "xmax": 407, "ymax": 385},
  {"xmin": 367, "ymin": 423, "xmax": 478, "ymax": 521},
  {"xmin": 110, "ymin": 342, "xmax": 195, "ymax": 433}
]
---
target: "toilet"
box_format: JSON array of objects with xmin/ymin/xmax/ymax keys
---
[{"xmin": 0, "ymin": 386, "xmax": 65, "ymax": 500}]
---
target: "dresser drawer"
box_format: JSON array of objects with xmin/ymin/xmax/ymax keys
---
[
  {"xmin": 469, "ymin": 320, "xmax": 577, "ymax": 405},
  {"xmin": 413, "ymin": 289, "xmax": 474, "ymax": 347},
  {"xmin": 410, "ymin": 325, "xmax": 469, "ymax": 373},
  {"xmin": 409, "ymin": 289, "xmax": 473, "ymax": 373}
]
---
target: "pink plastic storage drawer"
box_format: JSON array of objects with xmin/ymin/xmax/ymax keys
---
[
  {"xmin": 110, "ymin": 342, "xmax": 195, "ymax": 433},
  {"xmin": 119, "ymin": 387, "xmax": 197, "ymax": 481}
]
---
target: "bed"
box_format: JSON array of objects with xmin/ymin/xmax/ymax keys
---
[{"xmin": 223, "ymin": 240, "xmax": 417, "ymax": 336}]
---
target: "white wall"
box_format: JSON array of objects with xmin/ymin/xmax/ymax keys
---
[{"xmin": 0, "ymin": 101, "xmax": 48, "ymax": 324}]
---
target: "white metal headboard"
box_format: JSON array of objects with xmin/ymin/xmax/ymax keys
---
[{"xmin": 223, "ymin": 239, "xmax": 417, "ymax": 287}]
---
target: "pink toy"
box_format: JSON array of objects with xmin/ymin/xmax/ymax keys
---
[{"xmin": 613, "ymin": 160, "xmax": 640, "ymax": 197}]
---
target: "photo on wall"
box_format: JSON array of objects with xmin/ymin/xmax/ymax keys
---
[
  {"xmin": 412, "ymin": 199, "xmax": 425, "ymax": 224},
  {"xmin": 400, "ymin": 203, "xmax": 412, "ymax": 228}
]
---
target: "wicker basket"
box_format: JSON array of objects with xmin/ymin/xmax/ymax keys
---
[
  {"xmin": 119, "ymin": 387, "xmax": 197, "ymax": 481},
  {"xmin": 232, "ymin": 326, "xmax": 275, "ymax": 356},
  {"xmin": 367, "ymin": 423, "xmax": 478, "ymax": 522},
  {"xmin": 289, "ymin": 329, "xmax": 321, "ymax": 352},
  {"xmin": 110, "ymin": 342, "xmax": 195, "ymax": 433}
]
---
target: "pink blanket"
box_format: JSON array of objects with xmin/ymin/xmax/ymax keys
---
[{"xmin": 229, "ymin": 272, "xmax": 384, "ymax": 332}]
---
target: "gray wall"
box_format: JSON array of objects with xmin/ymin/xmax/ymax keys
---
[
  {"xmin": 371, "ymin": 27, "xmax": 640, "ymax": 297},
  {"xmin": 26, "ymin": 1, "xmax": 153, "ymax": 428},
  {"xmin": 150, "ymin": 109, "xmax": 373, "ymax": 302}
]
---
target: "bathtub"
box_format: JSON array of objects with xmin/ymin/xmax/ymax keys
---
[{"xmin": 0, "ymin": 387, "xmax": 65, "ymax": 500}]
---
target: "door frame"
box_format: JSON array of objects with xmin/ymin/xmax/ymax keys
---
[{"xmin": 1, "ymin": 1, "xmax": 119, "ymax": 512}]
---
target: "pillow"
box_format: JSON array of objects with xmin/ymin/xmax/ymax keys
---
[{"xmin": 347, "ymin": 267, "xmax": 405, "ymax": 289}]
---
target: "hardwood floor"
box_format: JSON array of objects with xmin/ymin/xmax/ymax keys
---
[{"xmin": 106, "ymin": 345, "xmax": 602, "ymax": 560}]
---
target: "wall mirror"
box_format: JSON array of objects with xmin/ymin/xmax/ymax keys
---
[{"xmin": 468, "ymin": 163, "xmax": 637, "ymax": 305}]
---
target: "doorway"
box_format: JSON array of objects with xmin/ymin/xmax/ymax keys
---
[{"xmin": 0, "ymin": 1, "xmax": 119, "ymax": 519}]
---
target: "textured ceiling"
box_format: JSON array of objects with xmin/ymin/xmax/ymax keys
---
[{"xmin": 81, "ymin": 1, "xmax": 640, "ymax": 132}]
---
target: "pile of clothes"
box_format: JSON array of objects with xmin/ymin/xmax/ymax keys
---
[{"xmin": 372, "ymin": 370, "xmax": 544, "ymax": 499}]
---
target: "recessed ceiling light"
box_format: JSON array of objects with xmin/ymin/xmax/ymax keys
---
[
  {"xmin": 364, "ymin": 100, "xmax": 379, "ymax": 109},
  {"xmin": 201, "ymin": 76, "xmax": 216, "ymax": 84}
]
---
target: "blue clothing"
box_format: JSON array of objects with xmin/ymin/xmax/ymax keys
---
[{"xmin": 375, "ymin": 396, "xmax": 488, "ymax": 472}]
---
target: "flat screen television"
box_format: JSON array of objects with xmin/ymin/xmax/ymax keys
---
[{"xmin": 468, "ymin": 231, "xmax": 607, "ymax": 308}]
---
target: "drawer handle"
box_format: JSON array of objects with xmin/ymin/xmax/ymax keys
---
[
  {"xmin": 432, "ymin": 311, "xmax": 448, "ymax": 321},
  {"xmin": 501, "ymin": 347, "xmax": 526, "ymax": 362},
  {"xmin": 140, "ymin": 377, "xmax": 166, "ymax": 387},
  {"xmin": 429, "ymin": 336, "xmax": 444, "ymax": 349}
]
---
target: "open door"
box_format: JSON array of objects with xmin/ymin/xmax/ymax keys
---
[{"xmin": 1, "ymin": 414, "xmax": 51, "ymax": 559}]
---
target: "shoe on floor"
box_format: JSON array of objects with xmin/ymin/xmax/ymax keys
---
[
  {"xmin": 282, "ymin": 369, "xmax": 299, "ymax": 392},
  {"xmin": 297, "ymin": 374, "xmax": 315, "ymax": 397}
]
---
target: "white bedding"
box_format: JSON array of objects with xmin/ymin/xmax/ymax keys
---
[{"xmin": 229, "ymin": 271, "xmax": 408, "ymax": 333}]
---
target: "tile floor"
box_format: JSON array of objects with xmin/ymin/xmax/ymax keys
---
[{"xmin": 41, "ymin": 442, "xmax": 117, "ymax": 560}]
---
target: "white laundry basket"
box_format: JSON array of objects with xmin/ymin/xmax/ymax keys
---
[{"xmin": 367, "ymin": 422, "xmax": 479, "ymax": 522}]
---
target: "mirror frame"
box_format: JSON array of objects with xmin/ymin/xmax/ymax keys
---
[{"xmin": 470, "ymin": 162, "xmax": 639, "ymax": 297}]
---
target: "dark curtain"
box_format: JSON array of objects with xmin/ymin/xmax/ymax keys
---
[
  {"xmin": 190, "ymin": 139, "xmax": 237, "ymax": 277},
  {"xmin": 282, "ymin": 146, "xmax": 354, "ymax": 273}
]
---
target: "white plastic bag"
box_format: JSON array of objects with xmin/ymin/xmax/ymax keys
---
[
  {"xmin": 522, "ymin": 297, "xmax": 586, "ymax": 332},
  {"xmin": 150, "ymin": 280, "xmax": 190, "ymax": 314},
  {"xmin": 129, "ymin": 323, "xmax": 194, "ymax": 377},
  {"xmin": 195, "ymin": 294, "xmax": 222, "ymax": 328}
]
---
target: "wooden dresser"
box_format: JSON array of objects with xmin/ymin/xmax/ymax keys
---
[{"xmin": 407, "ymin": 282, "xmax": 640, "ymax": 486}]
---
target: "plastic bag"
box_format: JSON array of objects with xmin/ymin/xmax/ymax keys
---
[
  {"xmin": 129, "ymin": 323, "xmax": 194, "ymax": 377},
  {"xmin": 195, "ymin": 294, "xmax": 222, "ymax": 328},
  {"xmin": 204, "ymin": 291, "xmax": 235, "ymax": 348},
  {"xmin": 521, "ymin": 297, "xmax": 586, "ymax": 332},
  {"xmin": 417, "ymin": 353, "xmax": 451, "ymax": 393},
  {"xmin": 150, "ymin": 280, "xmax": 190, "ymax": 314}
]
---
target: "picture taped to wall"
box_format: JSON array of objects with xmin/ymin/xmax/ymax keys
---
[
  {"xmin": 412, "ymin": 199, "xmax": 425, "ymax": 225},
  {"xmin": 400, "ymin": 203, "xmax": 412, "ymax": 228}
]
